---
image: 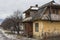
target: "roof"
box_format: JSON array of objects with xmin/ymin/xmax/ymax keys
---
[
  {"xmin": 23, "ymin": 1, "xmax": 60, "ymax": 22},
  {"xmin": 24, "ymin": 5, "xmax": 39, "ymax": 13},
  {"xmin": 23, "ymin": 17, "xmax": 32, "ymax": 22},
  {"xmin": 24, "ymin": 1, "xmax": 60, "ymax": 13},
  {"xmin": 33, "ymin": 7, "xmax": 47, "ymax": 20},
  {"xmin": 33, "ymin": 1, "xmax": 60, "ymax": 21}
]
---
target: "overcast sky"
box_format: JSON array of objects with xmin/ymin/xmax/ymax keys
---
[{"xmin": 0, "ymin": 0, "xmax": 60, "ymax": 19}]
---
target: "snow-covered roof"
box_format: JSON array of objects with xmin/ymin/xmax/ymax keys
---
[
  {"xmin": 31, "ymin": 7, "xmax": 39, "ymax": 10},
  {"xmin": 53, "ymin": 3, "xmax": 60, "ymax": 5},
  {"xmin": 23, "ymin": 17, "xmax": 32, "ymax": 22}
]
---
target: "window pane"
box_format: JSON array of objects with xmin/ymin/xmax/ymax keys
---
[{"xmin": 35, "ymin": 23, "xmax": 39, "ymax": 32}]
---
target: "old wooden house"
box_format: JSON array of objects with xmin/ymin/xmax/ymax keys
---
[{"xmin": 23, "ymin": 0, "xmax": 60, "ymax": 38}]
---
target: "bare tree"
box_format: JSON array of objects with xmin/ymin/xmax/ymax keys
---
[
  {"xmin": 10, "ymin": 10, "xmax": 23, "ymax": 34},
  {"xmin": 1, "ymin": 18, "xmax": 14, "ymax": 30},
  {"xmin": 1, "ymin": 10, "xmax": 23, "ymax": 35}
]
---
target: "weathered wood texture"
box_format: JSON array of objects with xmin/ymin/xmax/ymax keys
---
[{"xmin": 24, "ymin": 22, "xmax": 33, "ymax": 37}]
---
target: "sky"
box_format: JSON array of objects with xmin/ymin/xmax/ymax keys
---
[{"xmin": 0, "ymin": 0, "xmax": 60, "ymax": 19}]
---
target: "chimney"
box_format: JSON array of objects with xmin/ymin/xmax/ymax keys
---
[
  {"xmin": 30, "ymin": 6, "xmax": 33, "ymax": 8},
  {"xmin": 52, "ymin": 0, "xmax": 55, "ymax": 3},
  {"xmin": 35, "ymin": 4, "xmax": 38, "ymax": 7}
]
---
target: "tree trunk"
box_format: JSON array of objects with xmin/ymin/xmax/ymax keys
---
[
  {"xmin": 16, "ymin": 23, "xmax": 20, "ymax": 35},
  {"xmin": 17, "ymin": 26, "xmax": 20, "ymax": 35}
]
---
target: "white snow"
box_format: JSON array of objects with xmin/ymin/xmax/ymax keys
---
[
  {"xmin": 53, "ymin": 3, "xmax": 60, "ymax": 5},
  {"xmin": 0, "ymin": 29, "xmax": 17, "ymax": 39},
  {"xmin": 23, "ymin": 17, "xmax": 32, "ymax": 21},
  {"xmin": 0, "ymin": 29, "xmax": 37, "ymax": 40},
  {"xmin": 31, "ymin": 7, "xmax": 39, "ymax": 10}
]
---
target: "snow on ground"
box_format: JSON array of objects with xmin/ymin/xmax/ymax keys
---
[
  {"xmin": 0, "ymin": 29, "xmax": 18, "ymax": 39},
  {"xmin": 0, "ymin": 29, "xmax": 37, "ymax": 40}
]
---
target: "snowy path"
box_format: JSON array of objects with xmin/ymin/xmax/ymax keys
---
[
  {"xmin": 0, "ymin": 30, "xmax": 13, "ymax": 40},
  {"xmin": 0, "ymin": 29, "xmax": 19, "ymax": 40}
]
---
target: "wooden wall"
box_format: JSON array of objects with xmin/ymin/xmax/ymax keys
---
[{"xmin": 24, "ymin": 22, "xmax": 33, "ymax": 37}]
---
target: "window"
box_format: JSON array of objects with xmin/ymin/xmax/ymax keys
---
[
  {"xmin": 52, "ymin": 9, "xmax": 59, "ymax": 14},
  {"xmin": 35, "ymin": 23, "xmax": 39, "ymax": 32},
  {"xmin": 53, "ymin": 9, "xmax": 55, "ymax": 13},
  {"xmin": 56, "ymin": 9, "xmax": 59, "ymax": 14}
]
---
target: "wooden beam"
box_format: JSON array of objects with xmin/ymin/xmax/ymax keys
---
[{"xmin": 48, "ymin": 2, "xmax": 53, "ymax": 21}]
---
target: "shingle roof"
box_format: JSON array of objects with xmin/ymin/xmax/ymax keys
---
[
  {"xmin": 32, "ymin": 1, "xmax": 60, "ymax": 21},
  {"xmin": 23, "ymin": 1, "xmax": 60, "ymax": 22},
  {"xmin": 32, "ymin": 7, "xmax": 47, "ymax": 20}
]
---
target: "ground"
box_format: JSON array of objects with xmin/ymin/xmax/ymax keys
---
[
  {"xmin": 0, "ymin": 28, "xmax": 60, "ymax": 40},
  {"xmin": 0, "ymin": 28, "xmax": 37, "ymax": 40},
  {"xmin": 0, "ymin": 30, "xmax": 14, "ymax": 40}
]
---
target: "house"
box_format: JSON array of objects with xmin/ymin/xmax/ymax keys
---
[{"xmin": 23, "ymin": 0, "xmax": 60, "ymax": 38}]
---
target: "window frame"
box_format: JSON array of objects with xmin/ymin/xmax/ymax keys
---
[
  {"xmin": 35, "ymin": 23, "xmax": 39, "ymax": 32},
  {"xmin": 52, "ymin": 8, "xmax": 59, "ymax": 14}
]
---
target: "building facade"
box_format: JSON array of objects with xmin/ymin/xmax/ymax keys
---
[{"xmin": 23, "ymin": 0, "xmax": 60, "ymax": 38}]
